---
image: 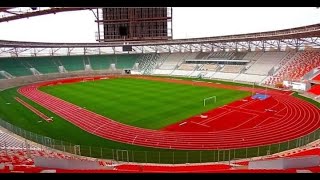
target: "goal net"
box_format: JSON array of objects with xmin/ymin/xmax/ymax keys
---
[{"xmin": 203, "ymin": 96, "xmax": 216, "ymax": 106}]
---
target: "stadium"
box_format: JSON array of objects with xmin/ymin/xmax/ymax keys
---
[{"xmin": 0, "ymin": 7, "xmax": 319, "ymax": 173}]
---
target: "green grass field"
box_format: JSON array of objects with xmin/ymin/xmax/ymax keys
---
[
  {"xmin": 39, "ymin": 78, "xmax": 249, "ymax": 129},
  {"xmin": 0, "ymin": 76, "xmax": 318, "ymax": 163}
]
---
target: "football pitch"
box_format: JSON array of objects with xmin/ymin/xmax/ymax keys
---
[{"xmin": 39, "ymin": 78, "xmax": 250, "ymax": 129}]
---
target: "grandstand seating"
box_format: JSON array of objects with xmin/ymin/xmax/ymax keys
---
[
  {"xmin": 0, "ymin": 58, "xmax": 33, "ymax": 77},
  {"xmin": 136, "ymin": 53, "xmax": 159, "ymax": 74},
  {"xmin": 0, "ymin": 148, "xmax": 115, "ymax": 172},
  {"xmin": 234, "ymin": 74, "xmax": 267, "ymax": 83},
  {"xmin": 0, "ymin": 51, "xmax": 319, "ymax": 89},
  {"xmin": 245, "ymin": 52, "xmax": 287, "ymax": 75},
  {"xmin": 242, "ymin": 52, "xmax": 263, "ymax": 61},
  {"xmin": 208, "ymin": 52, "xmax": 235, "ymax": 60},
  {"xmin": 155, "ymin": 53, "xmax": 170, "ymax": 68},
  {"xmin": 0, "ymin": 130, "xmax": 40, "ymax": 150},
  {"xmin": 152, "ymin": 69, "xmax": 173, "ymax": 75},
  {"xmin": 212, "ymin": 72, "xmax": 239, "ymax": 81},
  {"xmin": 308, "ymin": 84, "xmax": 320, "ymax": 95},
  {"xmin": 189, "ymin": 71, "xmax": 202, "ymax": 77},
  {"xmin": 0, "ymin": 129, "xmax": 115, "ymax": 173},
  {"xmin": 195, "ymin": 52, "xmax": 210, "ymax": 59},
  {"xmin": 265, "ymin": 51, "xmax": 320, "ymax": 85},
  {"xmin": 1, "ymin": 146, "xmax": 319, "ymax": 173},
  {"xmin": 220, "ymin": 65, "xmax": 244, "ymax": 73},
  {"xmin": 0, "ymin": 54, "xmax": 141, "ymax": 77},
  {"xmin": 263, "ymin": 51, "xmax": 297, "ymax": 85},
  {"xmin": 159, "ymin": 53, "xmax": 186, "ymax": 70},
  {"xmin": 186, "ymin": 52, "xmax": 201, "ymax": 60},
  {"xmin": 171, "ymin": 70, "xmax": 193, "ymax": 76},
  {"xmin": 115, "ymin": 54, "xmax": 139, "ymax": 69},
  {"xmin": 199, "ymin": 64, "xmax": 219, "ymax": 71},
  {"xmin": 232, "ymin": 52, "xmax": 247, "ymax": 60},
  {"xmin": 23, "ymin": 57, "xmax": 59, "ymax": 74},
  {"xmin": 202, "ymin": 71, "xmax": 216, "ymax": 78},
  {"xmin": 178, "ymin": 63, "xmax": 197, "ymax": 70},
  {"xmin": 89, "ymin": 55, "xmax": 114, "ymax": 70},
  {"xmin": 0, "ymin": 125, "xmax": 319, "ymax": 173},
  {"xmin": 56, "ymin": 56, "xmax": 84, "ymax": 72}
]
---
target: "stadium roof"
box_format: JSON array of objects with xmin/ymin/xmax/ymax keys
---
[
  {"xmin": 0, "ymin": 7, "xmax": 93, "ymax": 23},
  {"xmin": 0, "ymin": 23, "xmax": 319, "ymax": 48}
]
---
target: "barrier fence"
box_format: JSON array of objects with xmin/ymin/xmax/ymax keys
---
[{"xmin": 0, "ymin": 118, "xmax": 319, "ymax": 164}]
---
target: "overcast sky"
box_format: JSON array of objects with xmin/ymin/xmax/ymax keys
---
[{"xmin": 0, "ymin": 7, "xmax": 319, "ymax": 43}]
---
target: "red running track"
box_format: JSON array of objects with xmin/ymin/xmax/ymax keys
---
[
  {"xmin": 17, "ymin": 76, "xmax": 320, "ymax": 150},
  {"xmin": 162, "ymin": 95, "xmax": 288, "ymax": 132}
]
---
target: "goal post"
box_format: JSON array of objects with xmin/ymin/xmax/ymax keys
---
[{"xmin": 203, "ymin": 96, "xmax": 216, "ymax": 106}]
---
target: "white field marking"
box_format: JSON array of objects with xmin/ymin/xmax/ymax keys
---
[
  {"xmin": 274, "ymin": 107, "xmax": 287, "ymax": 117},
  {"xmin": 132, "ymin": 135, "xmax": 138, "ymax": 144},
  {"xmin": 179, "ymin": 122, "xmax": 187, "ymax": 126},
  {"xmin": 203, "ymin": 109, "xmax": 259, "ymax": 131},
  {"xmin": 254, "ymin": 117, "xmax": 280, "ymax": 128},
  {"xmin": 199, "ymin": 109, "xmax": 233, "ymax": 125},
  {"xmin": 224, "ymin": 105, "xmax": 271, "ymax": 114},
  {"xmin": 190, "ymin": 121, "xmax": 210, "ymax": 128},
  {"xmin": 92, "ymin": 123, "xmax": 109, "ymax": 133},
  {"xmin": 219, "ymin": 114, "xmax": 259, "ymax": 132},
  {"xmin": 237, "ymin": 99, "xmax": 257, "ymax": 108}
]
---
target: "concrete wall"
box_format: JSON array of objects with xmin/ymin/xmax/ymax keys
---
[
  {"xmin": 34, "ymin": 156, "xmax": 113, "ymax": 170},
  {"xmin": 248, "ymin": 155, "xmax": 320, "ymax": 170}
]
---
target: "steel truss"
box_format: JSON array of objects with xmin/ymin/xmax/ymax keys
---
[
  {"xmin": 0, "ymin": 24, "xmax": 319, "ymax": 57},
  {"xmin": 0, "ymin": 7, "xmax": 92, "ymax": 23}
]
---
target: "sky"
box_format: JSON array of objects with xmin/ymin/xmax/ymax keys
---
[{"xmin": 0, "ymin": 7, "xmax": 319, "ymax": 43}]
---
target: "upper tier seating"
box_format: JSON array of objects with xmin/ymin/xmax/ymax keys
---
[
  {"xmin": 159, "ymin": 53, "xmax": 186, "ymax": 70},
  {"xmin": 245, "ymin": 52, "xmax": 287, "ymax": 75},
  {"xmin": 199, "ymin": 64, "xmax": 218, "ymax": 71},
  {"xmin": 56, "ymin": 56, "xmax": 84, "ymax": 72},
  {"xmin": 0, "ymin": 58, "xmax": 33, "ymax": 77},
  {"xmin": 89, "ymin": 55, "xmax": 114, "ymax": 70},
  {"xmin": 220, "ymin": 65, "xmax": 244, "ymax": 73},
  {"xmin": 263, "ymin": 51, "xmax": 297, "ymax": 85},
  {"xmin": 195, "ymin": 52, "xmax": 210, "ymax": 59},
  {"xmin": 24, "ymin": 57, "xmax": 59, "ymax": 74},
  {"xmin": 171, "ymin": 70, "xmax": 193, "ymax": 76},
  {"xmin": 152, "ymin": 69, "xmax": 173, "ymax": 75},
  {"xmin": 234, "ymin": 74, "xmax": 267, "ymax": 83},
  {"xmin": 264, "ymin": 51, "xmax": 320, "ymax": 85},
  {"xmin": 242, "ymin": 52, "xmax": 264, "ymax": 61},
  {"xmin": 212, "ymin": 72, "xmax": 239, "ymax": 81},
  {"xmin": 115, "ymin": 54, "xmax": 139, "ymax": 69},
  {"xmin": 178, "ymin": 63, "xmax": 197, "ymax": 70},
  {"xmin": 0, "ymin": 130, "xmax": 40, "ymax": 150},
  {"xmin": 208, "ymin": 52, "xmax": 235, "ymax": 60}
]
